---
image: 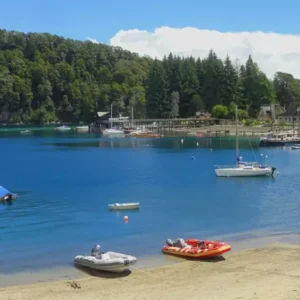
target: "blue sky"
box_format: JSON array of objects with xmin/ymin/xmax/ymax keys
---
[{"xmin": 1, "ymin": 0, "xmax": 299, "ymax": 44}]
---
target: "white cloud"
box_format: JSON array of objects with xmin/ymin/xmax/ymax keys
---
[{"xmin": 109, "ymin": 26, "xmax": 300, "ymax": 79}]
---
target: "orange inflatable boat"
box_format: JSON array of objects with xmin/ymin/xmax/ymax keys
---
[{"xmin": 162, "ymin": 238, "xmax": 231, "ymax": 258}]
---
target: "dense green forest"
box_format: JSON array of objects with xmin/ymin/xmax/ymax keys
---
[{"xmin": 0, "ymin": 29, "xmax": 300, "ymax": 124}]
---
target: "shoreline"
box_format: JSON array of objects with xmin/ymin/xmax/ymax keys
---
[
  {"xmin": 1, "ymin": 242, "xmax": 300, "ymax": 299},
  {"xmin": 1, "ymin": 230, "xmax": 300, "ymax": 287}
]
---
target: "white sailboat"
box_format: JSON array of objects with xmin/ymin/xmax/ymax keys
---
[
  {"xmin": 102, "ymin": 104, "xmax": 125, "ymax": 136},
  {"xmin": 214, "ymin": 106, "xmax": 276, "ymax": 177}
]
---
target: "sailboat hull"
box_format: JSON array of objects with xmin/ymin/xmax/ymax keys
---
[{"xmin": 215, "ymin": 168, "xmax": 273, "ymax": 177}]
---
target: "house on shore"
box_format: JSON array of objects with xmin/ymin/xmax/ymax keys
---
[
  {"xmin": 257, "ymin": 104, "xmax": 282, "ymax": 120},
  {"xmin": 277, "ymin": 103, "xmax": 300, "ymax": 123}
]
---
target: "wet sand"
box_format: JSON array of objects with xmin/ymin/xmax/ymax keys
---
[{"xmin": 1, "ymin": 243, "xmax": 300, "ymax": 300}]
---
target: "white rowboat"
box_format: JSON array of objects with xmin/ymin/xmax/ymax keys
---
[{"xmin": 108, "ymin": 202, "xmax": 139, "ymax": 210}]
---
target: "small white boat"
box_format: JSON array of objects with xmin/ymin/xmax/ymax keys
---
[
  {"xmin": 291, "ymin": 145, "xmax": 300, "ymax": 150},
  {"xmin": 55, "ymin": 125, "xmax": 71, "ymax": 131},
  {"xmin": 76, "ymin": 125, "xmax": 89, "ymax": 132},
  {"xmin": 20, "ymin": 130, "xmax": 31, "ymax": 134},
  {"xmin": 103, "ymin": 128, "xmax": 125, "ymax": 135},
  {"xmin": 108, "ymin": 202, "xmax": 140, "ymax": 210},
  {"xmin": 74, "ymin": 247, "xmax": 137, "ymax": 273}
]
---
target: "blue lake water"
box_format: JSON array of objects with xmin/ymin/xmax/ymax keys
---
[{"xmin": 0, "ymin": 130, "xmax": 299, "ymax": 273}]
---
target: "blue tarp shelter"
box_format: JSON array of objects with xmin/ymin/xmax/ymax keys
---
[{"xmin": 0, "ymin": 186, "xmax": 11, "ymax": 198}]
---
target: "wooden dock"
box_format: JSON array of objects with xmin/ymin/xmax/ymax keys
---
[{"xmin": 92, "ymin": 116, "xmax": 286, "ymax": 137}]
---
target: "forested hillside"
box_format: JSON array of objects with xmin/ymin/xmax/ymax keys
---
[{"xmin": 0, "ymin": 29, "xmax": 300, "ymax": 124}]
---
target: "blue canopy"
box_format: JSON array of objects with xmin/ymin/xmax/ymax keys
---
[{"xmin": 0, "ymin": 186, "xmax": 11, "ymax": 198}]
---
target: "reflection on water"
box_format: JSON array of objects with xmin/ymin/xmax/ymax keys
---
[{"xmin": 40, "ymin": 136, "xmax": 260, "ymax": 150}]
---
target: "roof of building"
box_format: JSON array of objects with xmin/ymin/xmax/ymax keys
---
[
  {"xmin": 96, "ymin": 112, "xmax": 109, "ymax": 118},
  {"xmin": 278, "ymin": 103, "xmax": 300, "ymax": 117}
]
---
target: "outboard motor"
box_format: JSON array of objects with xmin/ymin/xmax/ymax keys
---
[
  {"xmin": 166, "ymin": 239, "xmax": 175, "ymax": 246},
  {"xmin": 91, "ymin": 244, "xmax": 101, "ymax": 257},
  {"xmin": 271, "ymin": 167, "xmax": 276, "ymax": 176},
  {"xmin": 176, "ymin": 238, "xmax": 187, "ymax": 248}
]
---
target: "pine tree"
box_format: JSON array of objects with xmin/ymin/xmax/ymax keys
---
[
  {"xmin": 146, "ymin": 59, "xmax": 169, "ymax": 118},
  {"xmin": 241, "ymin": 55, "xmax": 275, "ymax": 117},
  {"xmin": 222, "ymin": 55, "xmax": 243, "ymax": 107},
  {"xmin": 179, "ymin": 57, "xmax": 199, "ymax": 117},
  {"xmin": 202, "ymin": 50, "xmax": 225, "ymax": 111},
  {"xmin": 195, "ymin": 58, "xmax": 204, "ymax": 96}
]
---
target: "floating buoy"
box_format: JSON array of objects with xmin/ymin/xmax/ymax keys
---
[
  {"xmin": 196, "ymin": 142, "xmax": 199, "ymax": 147},
  {"xmin": 123, "ymin": 216, "xmax": 129, "ymax": 222},
  {"xmin": 210, "ymin": 148, "xmax": 213, "ymax": 151},
  {"xmin": 181, "ymin": 139, "xmax": 184, "ymax": 144}
]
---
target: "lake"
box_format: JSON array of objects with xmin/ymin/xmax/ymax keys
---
[{"xmin": 0, "ymin": 130, "xmax": 299, "ymax": 273}]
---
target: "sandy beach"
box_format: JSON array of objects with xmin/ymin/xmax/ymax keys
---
[{"xmin": 1, "ymin": 243, "xmax": 300, "ymax": 300}]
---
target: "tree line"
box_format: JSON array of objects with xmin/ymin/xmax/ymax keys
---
[{"xmin": 0, "ymin": 29, "xmax": 299, "ymax": 124}]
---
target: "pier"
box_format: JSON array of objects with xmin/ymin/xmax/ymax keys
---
[
  {"xmin": 91, "ymin": 115, "xmax": 279, "ymax": 137},
  {"xmin": 98, "ymin": 117, "xmax": 217, "ymax": 131}
]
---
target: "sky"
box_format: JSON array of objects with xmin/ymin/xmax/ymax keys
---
[{"xmin": 1, "ymin": 0, "xmax": 300, "ymax": 77}]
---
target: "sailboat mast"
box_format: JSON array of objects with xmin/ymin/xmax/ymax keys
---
[
  {"xmin": 235, "ymin": 105, "xmax": 239, "ymax": 163},
  {"xmin": 110, "ymin": 104, "xmax": 113, "ymax": 128},
  {"xmin": 131, "ymin": 106, "xmax": 134, "ymax": 128}
]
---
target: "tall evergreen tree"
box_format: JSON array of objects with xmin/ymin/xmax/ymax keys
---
[
  {"xmin": 241, "ymin": 55, "xmax": 275, "ymax": 117},
  {"xmin": 179, "ymin": 57, "xmax": 199, "ymax": 117},
  {"xmin": 195, "ymin": 58, "xmax": 204, "ymax": 97},
  {"xmin": 222, "ymin": 55, "xmax": 243, "ymax": 107},
  {"xmin": 146, "ymin": 59, "xmax": 169, "ymax": 118},
  {"xmin": 202, "ymin": 50, "xmax": 225, "ymax": 111}
]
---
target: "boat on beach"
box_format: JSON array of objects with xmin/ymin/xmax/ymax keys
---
[
  {"xmin": 108, "ymin": 202, "xmax": 139, "ymax": 210},
  {"xmin": 162, "ymin": 238, "xmax": 231, "ymax": 258},
  {"xmin": 74, "ymin": 245, "xmax": 137, "ymax": 273}
]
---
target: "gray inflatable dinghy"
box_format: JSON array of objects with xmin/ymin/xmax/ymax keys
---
[{"xmin": 74, "ymin": 245, "xmax": 137, "ymax": 273}]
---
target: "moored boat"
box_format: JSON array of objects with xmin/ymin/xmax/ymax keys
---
[
  {"xmin": 108, "ymin": 202, "xmax": 139, "ymax": 210},
  {"xmin": 74, "ymin": 245, "xmax": 137, "ymax": 273},
  {"xmin": 291, "ymin": 145, "xmax": 300, "ymax": 150},
  {"xmin": 76, "ymin": 125, "xmax": 89, "ymax": 132},
  {"xmin": 102, "ymin": 128, "xmax": 125, "ymax": 135},
  {"xmin": 20, "ymin": 130, "xmax": 31, "ymax": 134},
  {"xmin": 215, "ymin": 105, "xmax": 276, "ymax": 177},
  {"xmin": 162, "ymin": 238, "xmax": 231, "ymax": 258},
  {"xmin": 130, "ymin": 130, "xmax": 160, "ymax": 138},
  {"xmin": 55, "ymin": 125, "xmax": 71, "ymax": 131},
  {"xmin": 259, "ymin": 130, "xmax": 300, "ymax": 147}
]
